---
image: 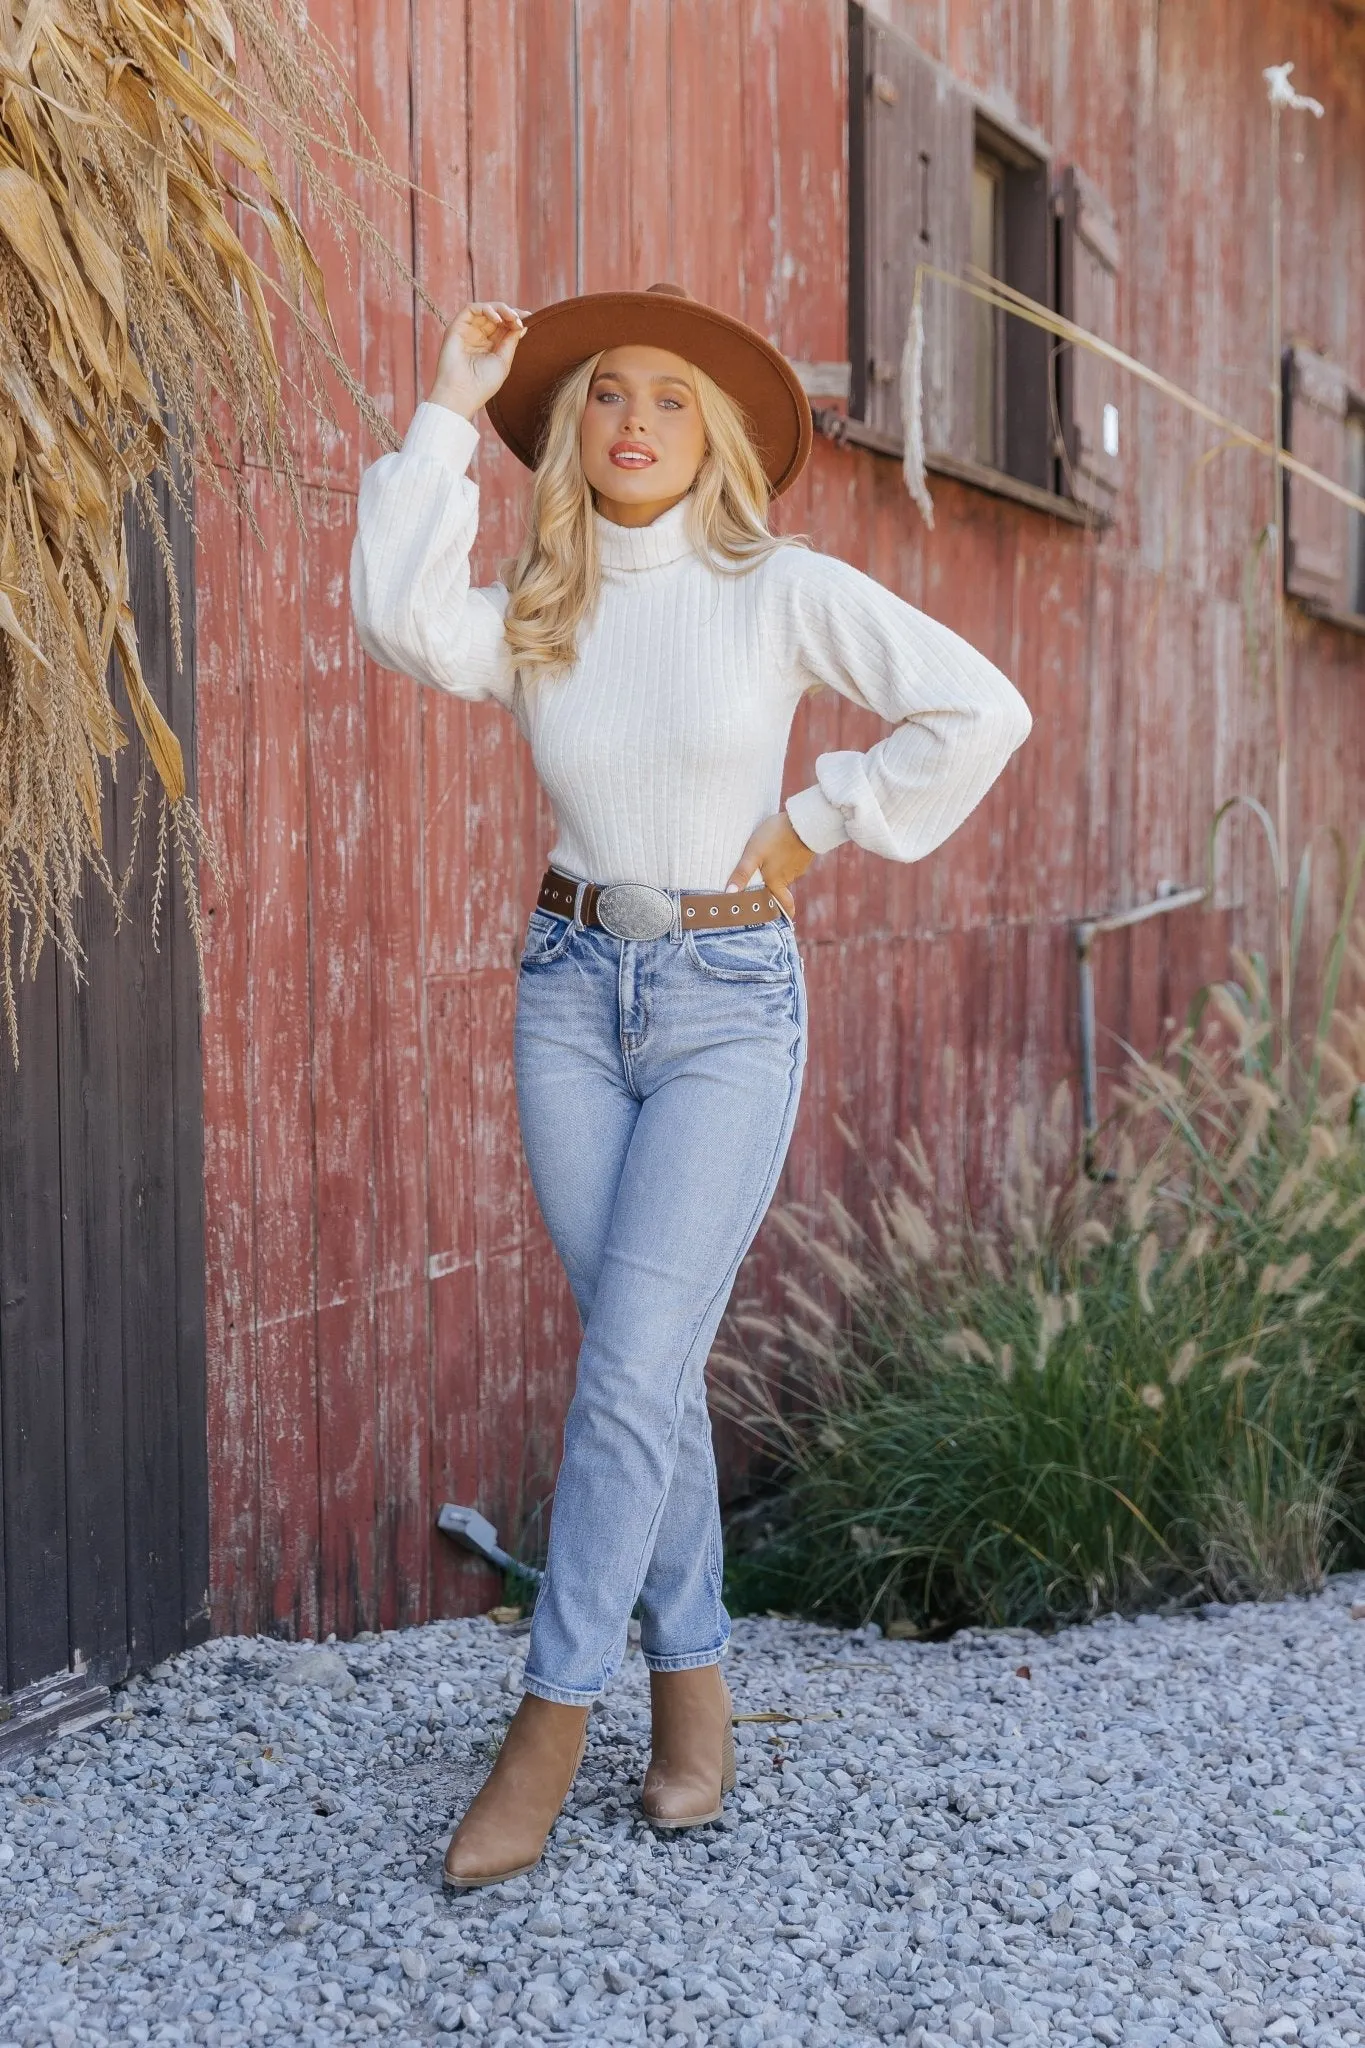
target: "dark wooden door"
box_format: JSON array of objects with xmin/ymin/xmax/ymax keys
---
[{"xmin": 0, "ymin": 469, "xmax": 208, "ymax": 1755}]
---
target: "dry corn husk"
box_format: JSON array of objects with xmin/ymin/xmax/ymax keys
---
[{"xmin": 0, "ymin": 0, "xmax": 420, "ymax": 1054}]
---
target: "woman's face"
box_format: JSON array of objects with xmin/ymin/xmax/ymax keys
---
[{"xmin": 579, "ymin": 344, "xmax": 706, "ymax": 526}]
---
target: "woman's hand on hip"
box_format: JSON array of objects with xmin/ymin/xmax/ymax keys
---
[
  {"xmin": 427, "ymin": 301, "xmax": 530, "ymax": 420},
  {"xmin": 723, "ymin": 812, "xmax": 816, "ymax": 918}
]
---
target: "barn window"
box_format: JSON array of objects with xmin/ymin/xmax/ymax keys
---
[
  {"xmin": 844, "ymin": 1, "xmax": 1120, "ymax": 522},
  {"xmin": 1284, "ymin": 346, "xmax": 1365, "ymax": 631}
]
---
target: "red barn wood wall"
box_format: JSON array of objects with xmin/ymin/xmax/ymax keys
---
[{"xmin": 196, "ymin": 0, "xmax": 1365, "ymax": 1639}]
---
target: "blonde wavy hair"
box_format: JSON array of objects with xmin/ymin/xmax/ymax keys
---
[{"xmin": 499, "ymin": 352, "xmax": 807, "ymax": 677}]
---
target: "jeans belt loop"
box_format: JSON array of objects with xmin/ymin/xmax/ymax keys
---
[{"xmin": 572, "ymin": 878, "xmax": 587, "ymax": 929}]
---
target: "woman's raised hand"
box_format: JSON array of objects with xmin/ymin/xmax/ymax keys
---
[{"xmin": 427, "ymin": 301, "xmax": 530, "ymax": 420}]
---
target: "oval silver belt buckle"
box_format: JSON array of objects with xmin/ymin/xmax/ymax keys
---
[{"xmin": 595, "ymin": 882, "xmax": 675, "ymax": 941}]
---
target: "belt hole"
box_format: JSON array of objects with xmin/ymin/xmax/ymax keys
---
[{"xmin": 709, "ymin": 906, "xmax": 718, "ymax": 916}]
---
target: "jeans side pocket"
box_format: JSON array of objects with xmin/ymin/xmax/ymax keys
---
[
  {"xmin": 519, "ymin": 908, "xmax": 576, "ymax": 970},
  {"xmin": 682, "ymin": 921, "xmax": 793, "ymax": 984}
]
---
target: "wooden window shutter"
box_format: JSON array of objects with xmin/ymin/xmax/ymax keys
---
[
  {"xmin": 851, "ymin": 7, "xmax": 972, "ymax": 456},
  {"xmin": 1056, "ymin": 165, "xmax": 1122, "ymax": 517},
  {"xmin": 999, "ymin": 149, "xmax": 1052, "ymax": 490},
  {"xmin": 1284, "ymin": 347, "xmax": 1350, "ymax": 612}
]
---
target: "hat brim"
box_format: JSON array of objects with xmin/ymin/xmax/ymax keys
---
[{"xmin": 484, "ymin": 291, "xmax": 813, "ymax": 497}]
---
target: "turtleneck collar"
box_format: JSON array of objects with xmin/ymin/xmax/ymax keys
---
[{"xmin": 593, "ymin": 492, "xmax": 697, "ymax": 573}]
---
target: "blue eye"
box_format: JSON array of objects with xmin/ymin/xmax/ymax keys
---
[{"xmin": 592, "ymin": 390, "xmax": 685, "ymax": 408}]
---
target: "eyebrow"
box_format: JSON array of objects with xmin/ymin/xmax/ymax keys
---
[{"xmin": 592, "ymin": 371, "xmax": 692, "ymax": 391}]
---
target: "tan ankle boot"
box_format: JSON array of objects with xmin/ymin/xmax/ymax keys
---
[
  {"xmin": 443, "ymin": 1694, "xmax": 590, "ymax": 1890},
  {"xmin": 641, "ymin": 1665, "xmax": 736, "ymax": 1829}
]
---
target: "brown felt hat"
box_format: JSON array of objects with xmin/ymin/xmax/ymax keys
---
[{"xmin": 485, "ymin": 282, "xmax": 813, "ymax": 497}]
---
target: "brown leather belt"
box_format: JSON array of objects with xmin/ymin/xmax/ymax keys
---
[{"xmin": 537, "ymin": 865, "xmax": 782, "ymax": 940}]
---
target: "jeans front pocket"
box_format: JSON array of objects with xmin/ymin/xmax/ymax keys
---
[
  {"xmin": 519, "ymin": 907, "xmax": 576, "ymax": 971},
  {"xmin": 682, "ymin": 919, "xmax": 794, "ymax": 984}
]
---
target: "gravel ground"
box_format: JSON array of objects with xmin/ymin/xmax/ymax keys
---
[{"xmin": 2, "ymin": 1575, "xmax": 1364, "ymax": 2048}]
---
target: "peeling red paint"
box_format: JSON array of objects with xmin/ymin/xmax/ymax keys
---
[{"xmin": 196, "ymin": 0, "xmax": 1365, "ymax": 1637}]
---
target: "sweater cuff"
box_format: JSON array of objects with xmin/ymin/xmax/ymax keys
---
[
  {"xmin": 785, "ymin": 783, "xmax": 851, "ymax": 856},
  {"xmin": 401, "ymin": 401, "xmax": 482, "ymax": 473}
]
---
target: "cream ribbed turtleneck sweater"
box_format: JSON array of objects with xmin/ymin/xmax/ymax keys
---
[{"xmin": 349, "ymin": 401, "xmax": 1033, "ymax": 892}]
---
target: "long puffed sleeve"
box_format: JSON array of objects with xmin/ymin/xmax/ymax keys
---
[
  {"xmin": 349, "ymin": 402, "xmax": 517, "ymax": 707},
  {"xmin": 765, "ymin": 546, "xmax": 1033, "ymax": 862}
]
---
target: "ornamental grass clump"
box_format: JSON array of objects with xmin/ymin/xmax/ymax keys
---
[
  {"xmin": 715, "ymin": 939, "xmax": 1365, "ymax": 1635},
  {"xmin": 0, "ymin": 0, "xmax": 416, "ymax": 1052}
]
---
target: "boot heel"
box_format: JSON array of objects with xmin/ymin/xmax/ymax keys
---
[{"xmin": 721, "ymin": 1716, "xmax": 736, "ymax": 1796}]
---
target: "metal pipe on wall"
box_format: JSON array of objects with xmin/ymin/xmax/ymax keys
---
[{"xmin": 1075, "ymin": 885, "xmax": 1207, "ymax": 1175}]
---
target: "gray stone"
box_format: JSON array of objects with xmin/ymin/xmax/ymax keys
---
[
  {"xmin": 273, "ymin": 1648, "xmax": 357, "ymax": 1699},
  {"xmin": 2, "ymin": 1577, "xmax": 1363, "ymax": 2046}
]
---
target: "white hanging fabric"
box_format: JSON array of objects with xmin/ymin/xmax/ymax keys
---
[{"xmin": 899, "ymin": 281, "xmax": 936, "ymax": 528}]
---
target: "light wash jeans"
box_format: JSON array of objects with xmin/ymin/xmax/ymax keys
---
[{"xmin": 512, "ymin": 885, "xmax": 808, "ymax": 1706}]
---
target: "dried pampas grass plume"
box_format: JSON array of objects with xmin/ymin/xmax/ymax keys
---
[{"xmin": 0, "ymin": 0, "xmax": 422, "ymax": 1055}]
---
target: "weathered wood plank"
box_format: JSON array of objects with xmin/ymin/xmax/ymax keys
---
[
  {"xmin": 625, "ymin": 0, "xmax": 673, "ymax": 282},
  {"xmin": 1081, "ymin": 554, "xmax": 1123, "ymax": 916},
  {"xmin": 470, "ymin": 970, "xmax": 527, "ymax": 1566},
  {"xmin": 774, "ymin": 0, "xmax": 848, "ymax": 361},
  {"xmin": 514, "ymin": 2, "xmax": 581, "ymax": 1526},
  {"xmin": 360, "ymin": 0, "xmax": 431, "ymax": 1626},
  {"xmin": 298, "ymin": 0, "xmax": 364, "ymax": 487},
  {"xmin": 119, "ymin": 485, "xmax": 197, "ymax": 1669},
  {"xmin": 356, "ymin": 0, "xmax": 420, "ymax": 450},
  {"xmin": 366, "ymin": 647, "xmax": 431, "ymax": 1633},
  {"xmin": 197, "ymin": 482, "xmax": 260, "ymax": 1639},
  {"xmin": 426, "ymin": 974, "xmax": 497, "ymax": 1612},
  {"xmin": 56, "ymin": 775, "xmax": 128, "ymax": 1689},
  {"xmin": 0, "ymin": 943, "xmax": 67, "ymax": 1694},
  {"xmin": 413, "ymin": 0, "xmax": 476, "ymax": 1011},
  {"xmin": 243, "ymin": 469, "xmax": 320, "ymax": 1640},
  {"xmin": 305, "ymin": 484, "xmax": 379, "ymax": 1640},
  {"xmin": 355, "ymin": 0, "xmax": 424, "ymax": 1623},
  {"xmin": 580, "ymin": 0, "xmax": 678, "ymax": 293},
  {"xmin": 464, "ymin": 1, "xmax": 538, "ymax": 993},
  {"xmin": 166, "ymin": 459, "xmax": 211, "ymax": 1656},
  {"xmin": 670, "ymin": 0, "xmax": 746, "ymax": 312}
]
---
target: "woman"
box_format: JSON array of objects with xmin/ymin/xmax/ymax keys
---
[{"xmin": 350, "ymin": 282, "xmax": 1032, "ymax": 1891}]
